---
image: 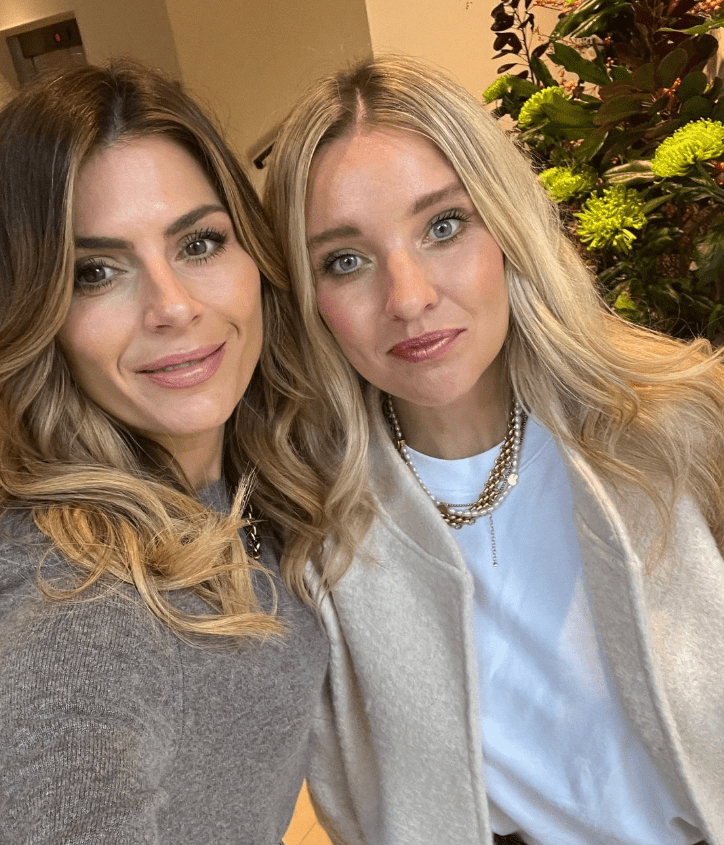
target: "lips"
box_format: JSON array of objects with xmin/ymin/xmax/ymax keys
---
[
  {"xmin": 388, "ymin": 329, "xmax": 463, "ymax": 363},
  {"xmin": 136, "ymin": 343, "xmax": 226, "ymax": 389},
  {"xmin": 137, "ymin": 344, "xmax": 224, "ymax": 374}
]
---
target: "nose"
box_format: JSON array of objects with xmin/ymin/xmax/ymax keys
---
[
  {"xmin": 384, "ymin": 249, "xmax": 438, "ymax": 321},
  {"xmin": 141, "ymin": 260, "xmax": 201, "ymax": 331}
]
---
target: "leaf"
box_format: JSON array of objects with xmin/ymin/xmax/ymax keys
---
[
  {"xmin": 492, "ymin": 14, "xmax": 516, "ymax": 32},
  {"xmin": 549, "ymin": 42, "xmax": 611, "ymax": 86},
  {"xmin": 643, "ymin": 119, "xmax": 682, "ymax": 142},
  {"xmin": 532, "ymin": 43, "xmax": 549, "ymax": 59},
  {"xmin": 610, "ymin": 66, "xmax": 632, "ymax": 84},
  {"xmin": 694, "ymin": 217, "xmax": 724, "ymax": 292},
  {"xmin": 614, "ymin": 289, "xmax": 640, "ymax": 316},
  {"xmin": 496, "ymin": 62, "xmax": 519, "ymax": 73},
  {"xmin": 599, "ymin": 82, "xmax": 645, "ymax": 102},
  {"xmin": 679, "ymin": 96, "xmax": 713, "ymax": 121},
  {"xmin": 545, "ymin": 98, "xmax": 594, "ymax": 126},
  {"xmin": 655, "ymin": 48, "xmax": 689, "ymax": 89},
  {"xmin": 508, "ymin": 77, "xmax": 540, "ymax": 97},
  {"xmin": 641, "ymin": 196, "xmax": 672, "ymax": 215},
  {"xmin": 676, "ymin": 70, "xmax": 708, "ymax": 102},
  {"xmin": 661, "ymin": 15, "xmax": 724, "ymax": 36},
  {"xmin": 552, "ymin": 0, "xmax": 630, "ymax": 39},
  {"xmin": 712, "ymin": 100, "xmax": 724, "ymax": 122},
  {"xmin": 494, "ymin": 32, "xmax": 521, "ymax": 52},
  {"xmin": 530, "ymin": 55, "xmax": 556, "ymax": 88},
  {"xmin": 630, "ymin": 63, "xmax": 656, "ymax": 94},
  {"xmin": 604, "ymin": 160, "xmax": 656, "ymax": 185},
  {"xmin": 594, "ymin": 95, "xmax": 648, "ymax": 125},
  {"xmin": 575, "ymin": 127, "xmax": 607, "ymax": 160}
]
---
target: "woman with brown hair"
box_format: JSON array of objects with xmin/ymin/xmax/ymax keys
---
[{"xmin": 0, "ymin": 62, "xmax": 330, "ymax": 843}]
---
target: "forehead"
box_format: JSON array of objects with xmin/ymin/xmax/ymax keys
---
[
  {"xmin": 306, "ymin": 127, "xmax": 464, "ymax": 223},
  {"xmin": 73, "ymin": 136, "xmax": 219, "ymax": 233}
]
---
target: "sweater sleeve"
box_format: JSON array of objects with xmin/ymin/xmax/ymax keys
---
[{"xmin": 0, "ymin": 550, "xmax": 183, "ymax": 844}]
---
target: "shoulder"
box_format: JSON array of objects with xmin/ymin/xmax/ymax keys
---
[{"xmin": 0, "ymin": 509, "xmax": 183, "ymax": 726}]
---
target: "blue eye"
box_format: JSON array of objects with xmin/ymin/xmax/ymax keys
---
[
  {"xmin": 322, "ymin": 252, "xmax": 364, "ymax": 276},
  {"xmin": 429, "ymin": 216, "xmax": 463, "ymax": 241}
]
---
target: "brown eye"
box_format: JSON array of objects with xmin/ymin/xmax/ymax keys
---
[
  {"xmin": 185, "ymin": 239, "xmax": 209, "ymax": 256},
  {"xmin": 180, "ymin": 229, "xmax": 228, "ymax": 262},
  {"xmin": 74, "ymin": 260, "xmax": 117, "ymax": 290}
]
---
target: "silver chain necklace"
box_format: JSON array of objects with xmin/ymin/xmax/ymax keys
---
[{"xmin": 383, "ymin": 394, "xmax": 526, "ymax": 566}]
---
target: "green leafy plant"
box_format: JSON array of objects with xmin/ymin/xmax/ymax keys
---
[{"xmin": 486, "ymin": 0, "xmax": 724, "ymax": 339}]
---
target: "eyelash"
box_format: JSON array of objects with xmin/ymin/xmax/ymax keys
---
[
  {"xmin": 180, "ymin": 227, "xmax": 228, "ymax": 262},
  {"xmin": 319, "ymin": 249, "xmax": 362, "ymax": 277},
  {"xmin": 73, "ymin": 227, "xmax": 230, "ymax": 293},
  {"xmin": 317, "ymin": 208, "xmax": 472, "ymax": 278},
  {"xmin": 428, "ymin": 209, "xmax": 471, "ymax": 244},
  {"xmin": 73, "ymin": 258, "xmax": 119, "ymax": 293}
]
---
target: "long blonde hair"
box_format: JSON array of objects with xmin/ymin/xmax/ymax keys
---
[
  {"xmin": 264, "ymin": 53, "xmax": 724, "ymax": 565},
  {"xmin": 0, "ymin": 61, "xmax": 331, "ymax": 640}
]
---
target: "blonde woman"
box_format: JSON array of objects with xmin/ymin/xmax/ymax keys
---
[
  {"xmin": 265, "ymin": 55, "xmax": 723, "ymax": 845},
  {"xmin": 0, "ymin": 62, "xmax": 331, "ymax": 843}
]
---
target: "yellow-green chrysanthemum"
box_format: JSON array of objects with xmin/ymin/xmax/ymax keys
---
[
  {"xmin": 483, "ymin": 75, "xmax": 515, "ymax": 104},
  {"xmin": 576, "ymin": 185, "xmax": 647, "ymax": 252},
  {"xmin": 539, "ymin": 165, "xmax": 597, "ymax": 203},
  {"xmin": 651, "ymin": 119, "xmax": 724, "ymax": 178},
  {"xmin": 517, "ymin": 86, "xmax": 568, "ymax": 128}
]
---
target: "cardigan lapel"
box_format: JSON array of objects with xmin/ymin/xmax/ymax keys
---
[{"xmin": 558, "ymin": 443, "xmax": 715, "ymax": 838}]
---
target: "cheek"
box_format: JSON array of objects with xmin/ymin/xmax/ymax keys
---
[
  {"xmin": 57, "ymin": 308, "xmax": 110, "ymax": 378},
  {"xmin": 315, "ymin": 287, "xmax": 363, "ymax": 351}
]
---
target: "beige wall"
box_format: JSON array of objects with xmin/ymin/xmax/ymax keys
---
[
  {"xmin": 365, "ymin": 0, "xmax": 561, "ymax": 100},
  {"xmin": 0, "ymin": 0, "xmax": 180, "ymax": 102},
  {"xmin": 1, "ymin": 0, "xmax": 561, "ymax": 171},
  {"xmin": 165, "ymin": 0, "xmax": 372, "ymax": 178},
  {"xmin": 365, "ymin": 0, "xmax": 499, "ymax": 101}
]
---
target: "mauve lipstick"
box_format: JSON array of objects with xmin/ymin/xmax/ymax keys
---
[
  {"xmin": 136, "ymin": 343, "xmax": 225, "ymax": 388},
  {"xmin": 388, "ymin": 329, "xmax": 463, "ymax": 363}
]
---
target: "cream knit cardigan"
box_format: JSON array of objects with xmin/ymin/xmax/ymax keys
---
[{"xmin": 306, "ymin": 393, "xmax": 724, "ymax": 845}]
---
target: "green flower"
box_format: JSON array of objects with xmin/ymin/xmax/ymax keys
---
[
  {"xmin": 539, "ymin": 165, "xmax": 597, "ymax": 203},
  {"xmin": 483, "ymin": 75, "xmax": 515, "ymax": 104},
  {"xmin": 576, "ymin": 185, "xmax": 647, "ymax": 252},
  {"xmin": 517, "ymin": 86, "xmax": 568, "ymax": 128},
  {"xmin": 651, "ymin": 119, "xmax": 724, "ymax": 178}
]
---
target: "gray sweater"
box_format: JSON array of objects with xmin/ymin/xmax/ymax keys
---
[{"xmin": 0, "ymin": 482, "xmax": 329, "ymax": 844}]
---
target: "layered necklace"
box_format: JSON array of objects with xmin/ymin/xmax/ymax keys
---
[
  {"xmin": 383, "ymin": 394, "xmax": 527, "ymax": 566},
  {"xmin": 244, "ymin": 506, "xmax": 261, "ymax": 561}
]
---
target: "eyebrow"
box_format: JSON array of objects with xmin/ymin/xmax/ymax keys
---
[
  {"xmin": 307, "ymin": 183, "xmax": 468, "ymax": 250},
  {"xmin": 307, "ymin": 225, "xmax": 361, "ymax": 251},
  {"xmin": 74, "ymin": 204, "xmax": 228, "ymax": 251},
  {"xmin": 411, "ymin": 183, "xmax": 468, "ymax": 215}
]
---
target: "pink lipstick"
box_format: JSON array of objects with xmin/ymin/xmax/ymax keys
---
[
  {"xmin": 136, "ymin": 343, "xmax": 225, "ymax": 388},
  {"xmin": 388, "ymin": 329, "xmax": 463, "ymax": 363}
]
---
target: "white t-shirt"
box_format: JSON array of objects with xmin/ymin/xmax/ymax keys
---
[{"xmin": 406, "ymin": 418, "xmax": 703, "ymax": 845}]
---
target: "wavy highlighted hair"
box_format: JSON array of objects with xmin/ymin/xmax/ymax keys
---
[
  {"xmin": 0, "ymin": 61, "xmax": 332, "ymax": 640},
  {"xmin": 264, "ymin": 53, "xmax": 724, "ymax": 564}
]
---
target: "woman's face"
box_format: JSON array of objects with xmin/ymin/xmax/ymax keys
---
[
  {"xmin": 305, "ymin": 128, "xmax": 509, "ymax": 417},
  {"xmin": 58, "ymin": 135, "xmax": 263, "ymax": 484}
]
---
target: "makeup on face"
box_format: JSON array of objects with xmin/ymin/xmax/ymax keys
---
[
  {"xmin": 306, "ymin": 128, "xmax": 509, "ymax": 430},
  {"xmin": 59, "ymin": 135, "xmax": 263, "ymax": 483}
]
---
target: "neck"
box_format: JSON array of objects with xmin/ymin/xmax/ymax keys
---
[
  {"xmin": 390, "ymin": 382, "xmax": 510, "ymax": 460},
  {"xmin": 153, "ymin": 428, "xmax": 225, "ymax": 490}
]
